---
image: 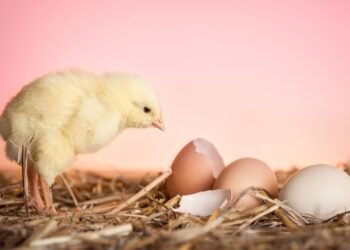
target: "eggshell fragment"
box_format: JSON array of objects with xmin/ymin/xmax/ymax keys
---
[
  {"xmin": 173, "ymin": 189, "xmax": 231, "ymax": 216},
  {"xmin": 214, "ymin": 158, "xmax": 278, "ymax": 209},
  {"xmin": 166, "ymin": 138, "xmax": 225, "ymax": 197},
  {"xmin": 192, "ymin": 139, "xmax": 224, "ymax": 177},
  {"xmin": 279, "ymin": 164, "xmax": 350, "ymax": 220}
]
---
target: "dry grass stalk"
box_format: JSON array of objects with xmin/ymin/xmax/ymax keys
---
[
  {"xmin": 22, "ymin": 219, "xmax": 58, "ymax": 246},
  {"xmin": 30, "ymin": 223, "xmax": 133, "ymax": 247},
  {"xmin": 0, "ymin": 198, "xmax": 23, "ymax": 206},
  {"xmin": 249, "ymin": 188, "xmax": 308, "ymax": 225},
  {"xmin": 167, "ymin": 215, "xmax": 225, "ymax": 244},
  {"xmin": 275, "ymin": 208, "xmax": 300, "ymax": 229},
  {"xmin": 164, "ymin": 194, "xmax": 181, "ymax": 208},
  {"xmin": 79, "ymin": 192, "xmax": 123, "ymax": 206},
  {"xmin": 59, "ymin": 173, "xmax": 80, "ymax": 209},
  {"xmin": 237, "ymin": 204, "xmax": 279, "ymax": 232},
  {"xmin": 207, "ymin": 208, "xmax": 221, "ymax": 224},
  {"xmin": 105, "ymin": 169, "xmax": 172, "ymax": 215},
  {"xmin": 0, "ymin": 182, "xmax": 21, "ymax": 193}
]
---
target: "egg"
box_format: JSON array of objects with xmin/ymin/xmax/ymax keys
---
[
  {"xmin": 214, "ymin": 158, "xmax": 278, "ymax": 209},
  {"xmin": 166, "ymin": 138, "xmax": 225, "ymax": 197},
  {"xmin": 279, "ymin": 164, "xmax": 350, "ymax": 220}
]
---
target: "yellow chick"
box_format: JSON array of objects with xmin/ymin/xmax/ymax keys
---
[{"xmin": 0, "ymin": 70, "xmax": 164, "ymax": 215}]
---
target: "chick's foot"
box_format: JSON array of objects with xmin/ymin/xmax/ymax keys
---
[
  {"xmin": 38, "ymin": 175, "xmax": 58, "ymax": 215},
  {"xmin": 28, "ymin": 198, "xmax": 45, "ymax": 212},
  {"xmin": 29, "ymin": 204, "xmax": 58, "ymax": 216}
]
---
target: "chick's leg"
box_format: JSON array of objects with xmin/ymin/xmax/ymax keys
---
[
  {"xmin": 28, "ymin": 165, "xmax": 45, "ymax": 210},
  {"xmin": 39, "ymin": 175, "xmax": 57, "ymax": 215},
  {"xmin": 34, "ymin": 132, "xmax": 74, "ymax": 216}
]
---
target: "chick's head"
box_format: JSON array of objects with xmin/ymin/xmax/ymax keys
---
[{"xmin": 104, "ymin": 72, "xmax": 164, "ymax": 131}]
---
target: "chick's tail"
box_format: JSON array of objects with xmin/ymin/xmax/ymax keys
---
[
  {"xmin": 0, "ymin": 115, "xmax": 9, "ymax": 140},
  {"xmin": 0, "ymin": 116, "xmax": 4, "ymax": 139}
]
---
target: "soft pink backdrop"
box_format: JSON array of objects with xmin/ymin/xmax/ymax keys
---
[{"xmin": 0, "ymin": 1, "xmax": 350, "ymax": 171}]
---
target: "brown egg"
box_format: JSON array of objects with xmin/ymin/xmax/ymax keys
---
[
  {"xmin": 214, "ymin": 158, "xmax": 278, "ymax": 209},
  {"xmin": 166, "ymin": 138, "xmax": 225, "ymax": 197}
]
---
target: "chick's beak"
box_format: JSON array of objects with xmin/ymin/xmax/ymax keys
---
[{"xmin": 152, "ymin": 117, "xmax": 165, "ymax": 131}]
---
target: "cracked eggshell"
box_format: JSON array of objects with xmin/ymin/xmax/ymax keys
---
[
  {"xmin": 279, "ymin": 164, "xmax": 350, "ymax": 220},
  {"xmin": 173, "ymin": 189, "xmax": 231, "ymax": 216},
  {"xmin": 166, "ymin": 138, "xmax": 225, "ymax": 197},
  {"xmin": 214, "ymin": 158, "xmax": 278, "ymax": 209}
]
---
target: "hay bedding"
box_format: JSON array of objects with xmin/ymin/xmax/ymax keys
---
[{"xmin": 1, "ymin": 166, "xmax": 350, "ymax": 250}]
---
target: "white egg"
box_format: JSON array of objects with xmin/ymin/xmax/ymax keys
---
[{"xmin": 279, "ymin": 164, "xmax": 350, "ymax": 220}]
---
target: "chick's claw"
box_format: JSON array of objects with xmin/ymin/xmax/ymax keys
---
[
  {"xmin": 27, "ymin": 199, "xmax": 58, "ymax": 216},
  {"xmin": 31, "ymin": 205, "xmax": 58, "ymax": 216},
  {"xmin": 28, "ymin": 198, "xmax": 45, "ymax": 212}
]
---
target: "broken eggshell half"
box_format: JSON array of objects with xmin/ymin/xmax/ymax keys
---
[
  {"xmin": 173, "ymin": 189, "xmax": 231, "ymax": 216},
  {"xmin": 166, "ymin": 138, "xmax": 225, "ymax": 197}
]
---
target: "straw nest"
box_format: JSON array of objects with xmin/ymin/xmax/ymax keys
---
[{"xmin": 1, "ymin": 164, "xmax": 350, "ymax": 250}]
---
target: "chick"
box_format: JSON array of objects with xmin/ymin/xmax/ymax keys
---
[{"xmin": 0, "ymin": 70, "xmax": 164, "ymax": 215}]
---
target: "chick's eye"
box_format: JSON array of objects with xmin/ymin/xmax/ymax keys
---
[{"xmin": 143, "ymin": 107, "xmax": 151, "ymax": 113}]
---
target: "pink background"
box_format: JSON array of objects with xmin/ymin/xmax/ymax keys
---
[{"xmin": 0, "ymin": 1, "xmax": 350, "ymax": 171}]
